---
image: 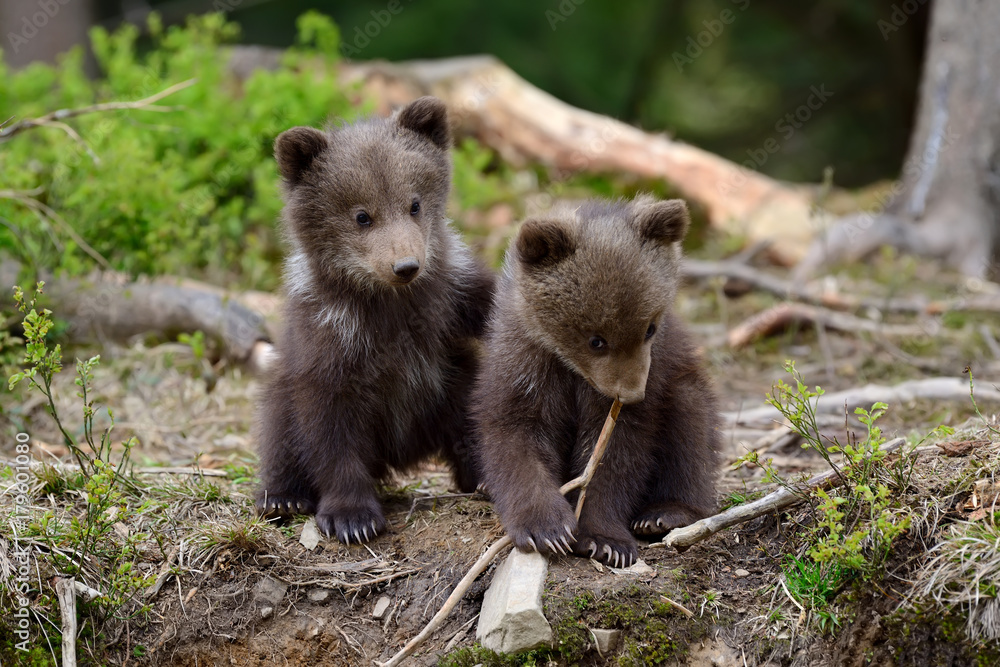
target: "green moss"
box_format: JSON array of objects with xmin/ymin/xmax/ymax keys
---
[
  {"xmin": 438, "ymin": 644, "xmax": 550, "ymax": 667},
  {"xmin": 616, "ymin": 619, "xmax": 683, "ymax": 667}
]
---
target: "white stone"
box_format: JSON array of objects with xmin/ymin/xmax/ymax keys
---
[
  {"xmin": 610, "ymin": 558, "xmax": 654, "ymax": 576},
  {"xmin": 299, "ymin": 518, "xmax": 321, "ymax": 551},
  {"xmin": 476, "ymin": 549, "xmax": 552, "ymax": 653},
  {"xmin": 590, "ymin": 628, "xmax": 621, "ymax": 656},
  {"xmin": 734, "ymin": 568, "xmax": 751, "ymax": 578},
  {"xmin": 308, "ymin": 589, "xmax": 329, "ymax": 603},
  {"xmin": 253, "ymin": 576, "xmax": 287, "ymax": 607},
  {"xmin": 373, "ymin": 596, "xmax": 392, "ymax": 620}
]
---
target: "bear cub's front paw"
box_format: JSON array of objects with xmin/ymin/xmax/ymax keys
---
[
  {"xmin": 316, "ymin": 500, "xmax": 388, "ymax": 545},
  {"xmin": 504, "ymin": 495, "xmax": 577, "ymax": 557},
  {"xmin": 631, "ymin": 501, "xmax": 705, "ymax": 537},
  {"xmin": 256, "ymin": 494, "xmax": 316, "ymax": 520},
  {"xmin": 573, "ymin": 524, "xmax": 638, "ymax": 568}
]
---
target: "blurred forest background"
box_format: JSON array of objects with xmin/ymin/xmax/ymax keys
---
[
  {"xmin": 0, "ymin": 0, "xmax": 939, "ymax": 292},
  {"xmin": 3, "ymin": 0, "xmax": 927, "ymax": 187}
]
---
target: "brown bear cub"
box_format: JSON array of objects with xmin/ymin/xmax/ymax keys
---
[
  {"xmin": 256, "ymin": 97, "xmax": 495, "ymax": 544},
  {"xmin": 472, "ymin": 196, "xmax": 720, "ymax": 567}
]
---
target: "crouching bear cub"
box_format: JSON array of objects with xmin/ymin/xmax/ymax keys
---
[
  {"xmin": 472, "ymin": 196, "xmax": 720, "ymax": 567},
  {"xmin": 256, "ymin": 97, "xmax": 495, "ymax": 544}
]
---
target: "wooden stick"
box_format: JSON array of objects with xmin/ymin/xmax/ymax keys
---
[
  {"xmin": 377, "ymin": 536, "xmax": 512, "ymax": 667},
  {"xmin": 726, "ymin": 302, "xmax": 922, "ymax": 349},
  {"xmin": 377, "ymin": 398, "xmax": 624, "ymax": 667},
  {"xmin": 54, "ymin": 577, "xmax": 77, "ymax": 667},
  {"xmin": 562, "ymin": 399, "xmax": 623, "ymax": 518},
  {"xmin": 663, "ymin": 437, "xmax": 906, "ymax": 552}
]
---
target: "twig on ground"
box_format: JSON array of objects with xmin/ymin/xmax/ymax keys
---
[
  {"xmin": 55, "ymin": 577, "xmax": 78, "ymax": 667},
  {"xmin": 377, "ymin": 536, "xmax": 512, "ymax": 667},
  {"xmin": 726, "ymin": 379, "xmax": 1000, "ymax": 427},
  {"xmin": 146, "ymin": 546, "xmax": 180, "ymax": 600},
  {"xmin": 663, "ymin": 437, "xmax": 907, "ymax": 552},
  {"xmin": 725, "ymin": 302, "xmax": 921, "ymax": 349},
  {"xmin": 683, "ymin": 257, "xmax": 1000, "ymax": 316},
  {"xmin": 377, "ymin": 398, "xmax": 624, "ymax": 667},
  {"xmin": 659, "ymin": 594, "xmax": 694, "ymax": 618}
]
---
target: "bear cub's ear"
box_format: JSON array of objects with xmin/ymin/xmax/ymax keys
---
[
  {"xmin": 397, "ymin": 96, "xmax": 451, "ymax": 150},
  {"xmin": 516, "ymin": 218, "xmax": 576, "ymax": 266},
  {"xmin": 275, "ymin": 127, "xmax": 329, "ymax": 185},
  {"xmin": 635, "ymin": 199, "xmax": 690, "ymax": 245}
]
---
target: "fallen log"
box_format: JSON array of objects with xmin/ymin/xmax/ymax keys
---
[
  {"xmin": 226, "ymin": 47, "xmax": 821, "ymax": 265},
  {"xmin": 1, "ymin": 266, "xmax": 273, "ymax": 365}
]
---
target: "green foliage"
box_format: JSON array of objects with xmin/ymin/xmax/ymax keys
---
[
  {"xmin": 782, "ymin": 555, "xmax": 847, "ymax": 633},
  {"xmin": 738, "ymin": 361, "xmax": 915, "ymax": 632},
  {"xmin": 0, "ymin": 13, "xmax": 353, "ymax": 289},
  {"xmin": 720, "ymin": 484, "xmax": 764, "ymax": 510},
  {"xmin": 438, "ymin": 644, "xmax": 549, "ymax": 667},
  {"xmin": 4, "ymin": 284, "xmax": 150, "ymax": 659}
]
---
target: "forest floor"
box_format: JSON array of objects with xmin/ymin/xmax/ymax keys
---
[{"xmin": 2, "ymin": 251, "xmax": 1000, "ymax": 666}]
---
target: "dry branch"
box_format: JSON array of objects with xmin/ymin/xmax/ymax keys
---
[
  {"xmin": 683, "ymin": 257, "xmax": 1000, "ymax": 316},
  {"xmin": 725, "ymin": 302, "xmax": 923, "ymax": 348},
  {"xmin": 725, "ymin": 378, "xmax": 1000, "ymax": 428},
  {"xmin": 378, "ymin": 398, "xmax": 623, "ymax": 667},
  {"xmin": 663, "ymin": 437, "xmax": 907, "ymax": 552},
  {"xmin": 0, "ymin": 79, "xmax": 196, "ymax": 141},
  {"xmin": 54, "ymin": 577, "xmax": 78, "ymax": 667}
]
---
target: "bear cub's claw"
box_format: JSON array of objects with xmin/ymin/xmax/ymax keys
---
[
  {"xmin": 256, "ymin": 495, "xmax": 316, "ymax": 520},
  {"xmin": 572, "ymin": 530, "xmax": 638, "ymax": 568},
  {"xmin": 507, "ymin": 498, "xmax": 577, "ymax": 557},
  {"xmin": 510, "ymin": 522, "xmax": 576, "ymax": 557},
  {"xmin": 316, "ymin": 505, "xmax": 388, "ymax": 545},
  {"xmin": 631, "ymin": 501, "xmax": 704, "ymax": 537}
]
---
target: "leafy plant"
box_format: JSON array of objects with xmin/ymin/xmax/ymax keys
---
[
  {"xmin": 740, "ymin": 361, "xmax": 914, "ymax": 630},
  {"xmin": 5, "ymin": 283, "xmax": 151, "ymax": 657},
  {"xmin": 0, "ymin": 12, "xmax": 353, "ymax": 289}
]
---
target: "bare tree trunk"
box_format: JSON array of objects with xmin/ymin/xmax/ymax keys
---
[{"xmin": 797, "ymin": 0, "xmax": 1000, "ymax": 279}]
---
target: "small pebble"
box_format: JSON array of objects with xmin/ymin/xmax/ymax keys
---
[
  {"xmin": 735, "ymin": 568, "xmax": 751, "ymax": 578},
  {"xmin": 373, "ymin": 596, "xmax": 391, "ymax": 620},
  {"xmin": 260, "ymin": 606, "xmax": 273, "ymax": 619},
  {"xmin": 308, "ymin": 589, "xmax": 329, "ymax": 603}
]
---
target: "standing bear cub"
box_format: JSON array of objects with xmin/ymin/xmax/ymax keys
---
[
  {"xmin": 473, "ymin": 196, "xmax": 720, "ymax": 567},
  {"xmin": 256, "ymin": 97, "xmax": 495, "ymax": 544}
]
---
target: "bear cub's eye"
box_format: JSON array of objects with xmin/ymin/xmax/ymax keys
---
[
  {"xmin": 645, "ymin": 323, "xmax": 657, "ymax": 340},
  {"xmin": 589, "ymin": 336, "xmax": 607, "ymax": 351},
  {"xmin": 356, "ymin": 211, "xmax": 371, "ymax": 226},
  {"xmin": 410, "ymin": 200, "xmax": 421, "ymax": 216}
]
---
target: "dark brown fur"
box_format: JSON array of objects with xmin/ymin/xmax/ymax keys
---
[
  {"xmin": 472, "ymin": 196, "xmax": 720, "ymax": 567},
  {"xmin": 255, "ymin": 97, "xmax": 495, "ymax": 544}
]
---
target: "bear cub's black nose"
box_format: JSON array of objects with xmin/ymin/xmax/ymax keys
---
[{"xmin": 393, "ymin": 257, "xmax": 420, "ymax": 282}]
